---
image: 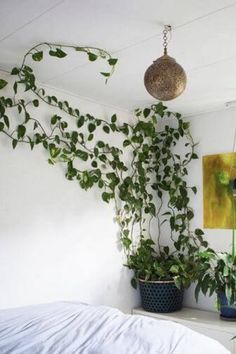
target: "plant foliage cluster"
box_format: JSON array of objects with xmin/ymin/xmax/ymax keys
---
[
  {"xmin": 196, "ymin": 251, "xmax": 236, "ymax": 306},
  {"xmin": 0, "ymin": 42, "xmax": 210, "ymax": 292}
]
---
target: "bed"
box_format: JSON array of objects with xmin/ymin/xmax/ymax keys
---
[{"xmin": 0, "ymin": 301, "xmax": 229, "ymax": 353}]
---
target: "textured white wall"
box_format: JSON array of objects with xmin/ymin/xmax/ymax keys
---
[
  {"xmin": 0, "ymin": 82, "xmax": 139, "ymax": 312},
  {"xmin": 183, "ymin": 107, "xmax": 236, "ymax": 311}
]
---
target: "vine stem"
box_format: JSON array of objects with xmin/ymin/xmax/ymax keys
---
[
  {"xmin": 19, "ymin": 42, "xmax": 114, "ymax": 72},
  {"xmin": 156, "ymin": 197, "xmax": 163, "ymax": 252}
]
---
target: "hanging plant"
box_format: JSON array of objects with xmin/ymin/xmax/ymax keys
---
[{"xmin": 0, "ymin": 43, "xmax": 208, "ymax": 293}]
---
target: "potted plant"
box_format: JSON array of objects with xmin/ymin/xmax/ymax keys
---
[
  {"xmin": 127, "ymin": 237, "xmax": 201, "ymax": 313},
  {"xmin": 112, "ymin": 104, "xmax": 209, "ymax": 314},
  {"xmin": 195, "ymin": 250, "xmax": 236, "ymax": 319}
]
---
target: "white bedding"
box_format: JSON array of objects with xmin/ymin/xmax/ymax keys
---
[{"xmin": 0, "ymin": 302, "xmax": 229, "ymax": 354}]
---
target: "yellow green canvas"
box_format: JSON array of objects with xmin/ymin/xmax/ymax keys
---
[{"xmin": 203, "ymin": 153, "xmax": 236, "ymax": 229}]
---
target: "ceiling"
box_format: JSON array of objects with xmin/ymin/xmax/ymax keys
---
[{"xmin": 1, "ymin": 0, "xmax": 236, "ymax": 116}]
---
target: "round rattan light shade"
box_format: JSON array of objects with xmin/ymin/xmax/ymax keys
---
[{"xmin": 144, "ymin": 54, "xmax": 187, "ymax": 101}]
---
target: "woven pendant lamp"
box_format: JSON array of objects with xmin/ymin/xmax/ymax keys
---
[{"xmin": 144, "ymin": 25, "xmax": 187, "ymax": 101}]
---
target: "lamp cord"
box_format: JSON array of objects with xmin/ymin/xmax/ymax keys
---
[
  {"xmin": 163, "ymin": 25, "xmax": 171, "ymax": 55},
  {"xmin": 230, "ymin": 128, "xmax": 236, "ymax": 258}
]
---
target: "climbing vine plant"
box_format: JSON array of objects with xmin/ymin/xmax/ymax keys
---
[{"xmin": 0, "ymin": 43, "xmax": 206, "ymax": 274}]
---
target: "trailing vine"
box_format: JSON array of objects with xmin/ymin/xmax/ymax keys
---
[{"xmin": 0, "ymin": 43, "xmax": 207, "ymax": 287}]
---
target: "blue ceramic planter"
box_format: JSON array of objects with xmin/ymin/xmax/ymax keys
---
[
  {"xmin": 139, "ymin": 279, "xmax": 184, "ymax": 313},
  {"xmin": 219, "ymin": 292, "xmax": 236, "ymax": 320}
]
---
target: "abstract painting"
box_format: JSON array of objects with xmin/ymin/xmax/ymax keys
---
[{"xmin": 203, "ymin": 153, "xmax": 236, "ymax": 229}]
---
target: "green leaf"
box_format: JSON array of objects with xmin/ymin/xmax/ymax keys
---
[
  {"xmin": 88, "ymin": 53, "xmax": 98, "ymax": 61},
  {"xmin": 3, "ymin": 116, "xmax": 9, "ymax": 129},
  {"xmin": 91, "ymin": 161, "xmax": 97, "ymax": 168},
  {"xmin": 170, "ymin": 265, "xmax": 179, "ymax": 274},
  {"xmin": 187, "ymin": 210, "xmax": 194, "ymax": 220},
  {"xmin": 108, "ymin": 58, "xmax": 118, "ymax": 66},
  {"xmin": 97, "ymin": 141, "xmax": 105, "ymax": 148},
  {"xmin": 55, "ymin": 48, "xmax": 67, "ymax": 58},
  {"xmin": 174, "ymin": 241, "xmax": 181, "ymax": 251},
  {"xmin": 23, "ymin": 65, "xmax": 33, "ymax": 73},
  {"xmin": 0, "ymin": 122, "xmax": 4, "ymax": 131},
  {"xmin": 50, "ymin": 96, "xmax": 57, "ymax": 103},
  {"xmin": 191, "ymin": 153, "xmax": 198, "ymax": 159},
  {"xmin": 174, "ymin": 276, "xmax": 182, "ymax": 289},
  {"xmin": 163, "ymin": 246, "xmax": 169, "ymax": 255},
  {"xmin": 149, "ymin": 203, "xmax": 156, "ymax": 216},
  {"xmin": 77, "ymin": 116, "xmax": 85, "ymax": 128},
  {"xmin": 103, "ymin": 125, "xmax": 110, "ymax": 134},
  {"xmin": 111, "ymin": 114, "xmax": 117, "ymax": 123},
  {"xmin": 99, "ymin": 154, "xmax": 107, "ymax": 162},
  {"xmin": 194, "ymin": 282, "xmax": 201, "ymax": 302},
  {"xmin": 88, "ymin": 123, "xmax": 96, "ymax": 133},
  {"xmin": 122, "ymin": 237, "xmax": 132, "ymax": 249},
  {"xmin": 131, "ymin": 278, "xmax": 137, "ymax": 289},
  {"xmin": 13, "ymin": 82, "xmax": 17, "ymax": 94},
  {"xmin": 5, "ymin": 98, "xmax": 13, "ymax": 107},
  {"xmin": 11, "ymin": 67, "xmax": 20, "ymax": 75},
  {"xmin": 123, "ymin": 229, "xmax": 129, "ymax": 237},
  {"xmin": 32, "ymin": 99, "xmax": 39, "ymax": 107},
  {"xmin": 143, "ymin": 108, "xmax": 150, "ymax": 118},
  {"xmin": 51, "ymin": 115, "xmax": 58, "ymax": 125},
  {"xmin": 24, "ymin": 112, "xmax": 30, "ymax": 123},
  {"xmin": 110, "ymin": 123, "xmax": 116, "ymax": 132},
  {"xmin": 123, "ymin": 140, "xmax": 130, "ymax": 147},
  {"xmin": 100, "ymin": 72, "xmax": 110, "ymax": 77},
  {"xmin": 183, "ymin": 122, "xmax": 190, "ymax": 130},
  {"xmin": 43, "ymin": 140, "xmax": 48, "ymax": 149},
  {"xmin": 71, "ymin": 131, "xmax": 78, "ymax": 144},
  {"xmin": 60, "ymin": 121, "xmax": 68, "ymax": 130},
  {"xmin": 76, "ymin": 149, "xmax": 88, "ymax": 161},
  {"xmin": 12, "ymin": 139, "xmax": 18, "ymax": 149},
  {"xmin": 94, "ymin": 147, "xmax": 99, "ymax": 157},
  {"xmin": 0, "ymin": 79, "xmax": 8, "ymax": 89},
  {"xmin": 75, "ymin": 109, "xmax": 80, "ymax": 117},
  {"xmin": 32, "ymin": 51, "xmax": 43, "ymax": 61},
  {"xmin": 49, "ymin": 48, "xmax": 67, "ymax": 58},
  {"xmin": 162, "ymin": 211, "xmax": 171, "ymax": 216},
  {"xmin": 49, "ymin": 145, "xmax": 61, "ymax": 158},
  {"xmin": 195, "ymin": 228, "xmax": 204, "ymax": 236},
  {"xmin": 55, "ymin": 135, "xmax": 60, "ymax": 144},
  {"xmin": 102, "ymin": 192, "xmax": 111, "ymax": 203},
  {"xmin": 98, "ymin": 180, "xmax": 104, "ymax": 188},
  {"xmin": 48, "ymin": 158, "xmax": 55, "ymax": 165},
  {"xmin": 17, "ymin": 125, "xmax": 26, "ymax": 139},
  {"xmin": 28, "ymin": 137, "xmax": 34, "ymax": 150}
]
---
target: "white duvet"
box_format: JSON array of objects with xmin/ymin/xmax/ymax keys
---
[{"xmin": 0, "ymin": 302, "xmax": 229, "ymax": 354}]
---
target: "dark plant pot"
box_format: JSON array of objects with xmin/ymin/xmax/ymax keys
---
[
  {"xmin": 219, "ymin": 292, "xmax": 236, "ymax": 320},
  {"xmin": 139, "ymin": 279, "xmax": 184, "ymax": 313}
]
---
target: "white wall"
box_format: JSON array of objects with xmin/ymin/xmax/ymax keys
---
[
  {"xmin": 0, "ymin": 82, "xmax": 139, "ymax": 312},
  {"xmin": 183, "ymin": 107, "xmax": 236, "ymax": 311}
]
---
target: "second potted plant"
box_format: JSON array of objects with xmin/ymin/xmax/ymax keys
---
[{"xmin": 196, "ymin": 250, "xmax": 236, "ymax": 319}]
